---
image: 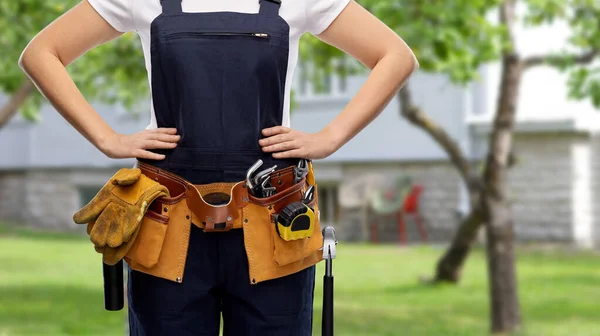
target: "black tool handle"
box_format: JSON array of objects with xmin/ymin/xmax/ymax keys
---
[
  {"xmin": 322, "ymin": 274, "xmax": 334, "ymax": 336},
  {"xmin": 103, "ymin": 260, "xmax": 124, "ymax": 311}
]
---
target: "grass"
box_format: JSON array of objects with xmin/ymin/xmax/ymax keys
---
[{"xmin": 1, "ymin": 223, "xmax": 600, "ymax": 336}]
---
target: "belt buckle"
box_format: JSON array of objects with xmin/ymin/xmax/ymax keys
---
[
  {"xmin": 202, "ymin": 193, "xmax": 236, "ymax": 232},
  {"xmin": 203, "ymin": 217, "xmax": 234, "ymax": 232},
  {"xmin": 186, "ymin": 183, "xmax": 244, "ymax": 232}
]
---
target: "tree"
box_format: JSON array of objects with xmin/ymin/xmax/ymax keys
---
[
  {"xmin": 0, "ymin": 1, "xmax": 148, "ymax": 129},
  {"xmin": 300, "ymin": 0, "xmax": 600, "ymax": 333}
]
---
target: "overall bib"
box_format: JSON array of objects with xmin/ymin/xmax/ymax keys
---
[
  {"xmin": 126, "ymin": 0, "xmax": 322, "ymax": 335},
  {"xmin": 147, "ymin": 0, "xmax": 296, "ymax": 182}
]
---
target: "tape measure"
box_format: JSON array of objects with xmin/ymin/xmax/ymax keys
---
[{"xmin": 275, "ymin": 186, "xmax": 316, "ymax": 241}]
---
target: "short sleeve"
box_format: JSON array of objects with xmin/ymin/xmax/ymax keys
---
[
  {"xmin": 304, "ymin": 0, "xmax": 351, "ymax": 35},
  {"xmin": 87, "ymin": 0, "xmax": 136, "ymax": 33}
]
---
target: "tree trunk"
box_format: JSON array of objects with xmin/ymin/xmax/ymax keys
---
[
  {"xmin": 0, "ymin": 79, "xmax": 35, "ymax": 129},
  {"xmin": 481, "ymin": 0, "xmax": 522, "ymax": 328},
  {"xmin": 484, "ymin": 196, "xmax": 521, "ymax": 333},
  {"xmin": 434, "ymin": 203, "xmax": 484, "ymax": 282}
]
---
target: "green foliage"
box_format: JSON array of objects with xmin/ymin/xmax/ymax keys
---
[
  {"xmin": 299, "ymin": 0, "xmax": 508, "ymax": 89},
  {"xmin": 0, "ymin": 0, "xmax": 148, "ymax": 121},
  {"xmin": 523, "ymin": 0, "xmax": 600, "ymax": 108},
  {"xmin": 299, "ymin": 0, "xmax": 600, "ymax": 109}
]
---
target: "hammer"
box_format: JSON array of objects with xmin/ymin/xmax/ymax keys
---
[{"xmin": 322, "ymin": 226, "xmax": 337, "ymax": 336}]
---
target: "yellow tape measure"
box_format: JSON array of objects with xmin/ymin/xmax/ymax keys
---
[{"xmin": 275, "ymin": 185, "xmax": 316, "ymax": 241}]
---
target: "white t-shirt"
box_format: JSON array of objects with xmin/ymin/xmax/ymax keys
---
[{"xmin": 87, "ymin": 0, "xmax": 351, "ymax": 129}]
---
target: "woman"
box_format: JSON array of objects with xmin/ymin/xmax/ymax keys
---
[{"xmin": 19, "ymin": 0, "xmax": 418, "ymax": 335}]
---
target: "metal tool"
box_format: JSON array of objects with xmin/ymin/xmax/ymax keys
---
[
  {"xmin": 303, "ymin": 185, "xmax": 315, "ymax": 202},
  {"xmin": 253, "ymin": 165, "xmax": 277, "ymax": 186},
  {"xmin": 294, "ymin": 159, "xmax": 309, "ymax": 184},
  {"xmin": 251, "ymin": 164, "xmax": 277, "ymax": 196},
  {"xmin": 260, "ymin": 176, "xmax": 277, "ymax": 198},
  {"xmin": 256, "ymin": 171, "xmax": 272, "ymax": 189},
  {"xmin": 321, "ymin": 226, "xmax": 337, "ymax": 336},
  {"xmin": 246, "ymin": 159, "xmax": 264, "ymax": 194}
]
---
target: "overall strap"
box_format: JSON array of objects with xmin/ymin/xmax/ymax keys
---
[
  {"xmin": 160, "ymin": 0, "xmax": 182, "ymax": 15},
  {"xmin": 259, "ymin": 0, "xmax": 281, "ymax": 17}
]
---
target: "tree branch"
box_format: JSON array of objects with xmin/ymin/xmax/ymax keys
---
[
  {"xmin": 0, "ymin": 79, "xmax": 36, "ymax": 129},
  {"xmin": 432, "ymin": 207, "xmax": 484, "ymax": 283},
  {"xmin": 523, "ymin": 50, "xmax": 598, "ymax": 69},
  {"xmin": 398, "ymin": 84, "xmax": 480, "ymax": 191}
]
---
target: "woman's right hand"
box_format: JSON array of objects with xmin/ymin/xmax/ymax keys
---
[{"xmin": 99, "ymin": 128, "xmax": 181, "ymax": 160}]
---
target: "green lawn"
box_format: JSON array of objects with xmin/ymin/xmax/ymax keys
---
[{"xmin": 1, "ymin": 224, "xmax": 600, "ymax": 336}]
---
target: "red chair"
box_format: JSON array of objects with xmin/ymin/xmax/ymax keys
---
[{"xmin": 395, "ymin": 184, "xmax": 427, "ymax": 245}]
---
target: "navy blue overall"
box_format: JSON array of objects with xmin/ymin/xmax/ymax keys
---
[{"xmin": 129, "ymin": 0, "xmax": 316, "ymax": 335}]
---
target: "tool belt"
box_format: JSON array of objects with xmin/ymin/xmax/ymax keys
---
[{"xmin": 123, "ymin": 160, "xmax": 324, "ymax": 284}]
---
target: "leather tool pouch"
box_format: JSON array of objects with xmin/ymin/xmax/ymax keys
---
[
  {"xmin": 124, "ymin": 205, "xmax": 168, "ymax": 269},
  {"xmin": 125, "ymin": 191, "xmax": 192, "ymax": 283},
  {"xmin": 242, "ymin": 162, "xmax": 323, "ymax": 285}
]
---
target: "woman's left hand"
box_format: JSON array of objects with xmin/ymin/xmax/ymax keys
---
[{"xmin": 259, "ymin": 126, "xmax": 340, "ymax": 160}]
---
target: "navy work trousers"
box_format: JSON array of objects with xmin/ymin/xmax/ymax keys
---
[{"xmin": 127, "ymin": 224, "xmax": 316, "ymax": 336}]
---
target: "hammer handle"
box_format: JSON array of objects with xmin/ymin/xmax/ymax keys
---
[{"xmin": 103, "ymin": 260, "xmax": 124, "ymax": 311}]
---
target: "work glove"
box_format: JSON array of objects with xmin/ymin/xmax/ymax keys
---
[
  {"xmin": 86, "ymin": 219, "xmax": 142, "ymax": 265},
  {"xmin": 73, "ymin": 168, "xmax": 169, "ymax": 265}
]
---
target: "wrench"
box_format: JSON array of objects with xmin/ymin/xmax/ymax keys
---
[{"xmin": 294, "ymin": 159, "xmax": 309, "ymax": 184}]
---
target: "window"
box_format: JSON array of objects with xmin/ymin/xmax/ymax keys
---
[
  {"xmin": 322, "ymin": 73, "xmax": 332, "ymax": 94},
  {"xmin": 337, "ymin": 57, "xmax": 348, "ymax": 93},
  {"xmin": 295, "ymin": 59, "xmax": 349, "ymax": 97},
  {"xmin": 319, "ymin": 187, "xmax": 330, "ymax": 222},
  {"xmin": 332, "ymin": 185, "xmax": 340, "ymax": 223},
  {"xmin": 317, "ymin": 184, "xmax": 340, "ymax": 224},
  {"xmin": 78, "ymin": 186, "xmax": 102, "ymax": 207}
]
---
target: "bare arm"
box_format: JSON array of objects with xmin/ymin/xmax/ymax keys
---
[
  {"xmin": 317, "ymin": 1, "xmax": 419, "ymax": 148},
  {"xmin": 19, "ymin": 0, "xmax": 179, "ymax": 160},
  {"xmin": 260, "ymin": 0, "xmax": 418, "ymax": 159}
]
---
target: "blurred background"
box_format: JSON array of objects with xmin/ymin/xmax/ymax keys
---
[{"xmin": 2, "ymin": 1, "xmax": 600, "ymax": 335}]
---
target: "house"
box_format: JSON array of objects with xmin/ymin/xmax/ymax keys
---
[{"xmin": 2, "ymin": 21, "xmax": 600, "ymax": 248}]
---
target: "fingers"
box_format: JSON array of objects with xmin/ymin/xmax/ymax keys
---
[
  {"xmin": 150, "ymin": 127, "xmax": 178, "ymax": 135},
  {"xmin": 148, "ymin": 131, "xmax": 181, "ymax": 143},
  {"xmin": 133, "ymin": 149, "xmax": 166, "ymax": 161},
  {"xmin": 131, "ymin": 129, "xmax": 180, "ymax": 160},
  {"xmin": 89, "ymin": 217, "xmax": 109, "ymax": 247},
  {"xmin": 262, "ymin": 126, "xmax": 291, "ymax": 137},
  {"xmin": 258, "ymin": 132, "xmax": 293, "ymax": 147},
  {"xmin": 272, "ymin": 149, "xmax": 305, "ymax": 159},
  {"xmin": 261, "ymin": 140, "xmax": 298, "ymax": 153},
  {"xmin": 72, "ymin": 190, "xmax": 110, "ymax": 224},
  {"xmin": 112, "ymin": 168, "xmax": 141, "ymax": 185},
  {"xmin": 106, "ymin": 217, "xmax": 124, "ymax": 248},
  {"xmin": 143, "ymin": 139, "xmax": 178, "ymax": 150}
]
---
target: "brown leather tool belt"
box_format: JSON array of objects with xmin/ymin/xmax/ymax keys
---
[
  {"xmin": 136, "ymin": 160, "xmax": 304, "ymax": 232},
  {"xmin": 126, "ymin": 160, "xmax": 323, "ymax": 285}
]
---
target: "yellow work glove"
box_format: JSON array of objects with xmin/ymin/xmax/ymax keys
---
[
  {"xmin": 86, "ymin": 219, "xmax": 142, "ymax": 266},
  {"xmin": 73, "ymin": 168, "xmax": 169, "ymax": 265}
]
